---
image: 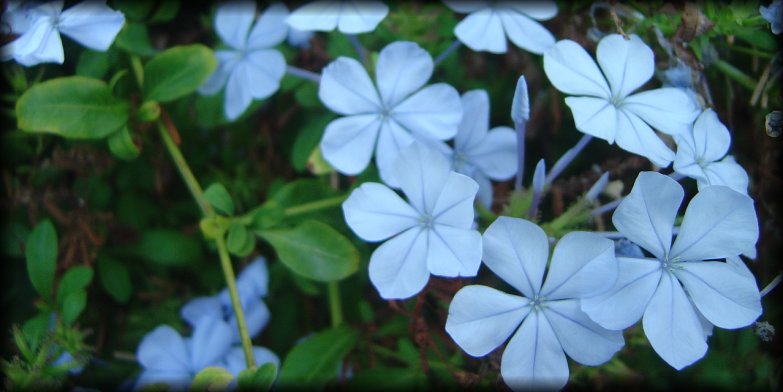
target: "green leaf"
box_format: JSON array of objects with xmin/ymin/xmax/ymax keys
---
[
  {"xmin": 277, "ymin": 326, "xmax": 359, "ymax": 388},
  {"xmin": 237, "ymin": 363, "xmax": 277, "ymax": 392},
  {"xmin": 247, "ymin": 200, "xmax": 285, "ymax": 231},
  {"xmin": 291, "ymin": 115, "xmax": 330, "ymax": 172},
  {"xmin": 16, "ymin": 76, "xmax": 129, "ymax": 139},
  {"xmin": 76, "ymin": 49, "xmax": 111, "ymax": 78},
  {"xmin": 191, "ymin": 367, "xmax": 234, "ymax": 391},
  {"xmin": 258, "ymin": 220, "xmax": 358, "ymax": 282},
  {"xmin": 97, "ymin": 256, "xmax": 132, "ymax": 303},
  {"xmin": 107, "ymin": 126, "xmax": 141, "ymax": 160},
  {"xmin": 115, "ymin": 22, "xmax": 157, "ymax": 57},
  {"xmin": 55, "ymin": 266, "xmax": 93, "ymax": 307},
  {"xmin": 21, "ymin": 313, "xmax": 50, "ymax": 353},
  {"xmin": 134, "ymin": 229, "xmax": 202, "ymax": 266},
  {"xmin": 204, "ymin": 183, "xmax": 234, "ymax": 215},
  {"xmin": 25, "ymin": 219, "xmax": 58, "ymax": 300},
  {"xmin": 61, "ymin": 290, "xmax": 87, "ymax": 326},
  {"xmin": 149, "ymin": 0, "xmax": 180, "ymax": 23},
  {"xmin": 227, "ymin": 223, "xmax": 252, "ymax": 256},
  {"xmin": 143, "ymin": 44, "xmax": 216, "ymax": 103}
]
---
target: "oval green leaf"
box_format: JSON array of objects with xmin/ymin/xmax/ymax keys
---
[
  {"xmin": 191, "ymin": 367, "xmax": 234, "ymax": 391},
  {"xmin": 61, "ymin": 290, "xmax": 87, "ymax": 326},
  {"xmin": 56, "ymin": 266, "xmax": 93, "ymax": 307},
  {"xmin": 277, "ymin": 326, "xmax": 359, "ymax": 388},
  {"xmin": 204, "ymin": 183, "xmax": 234, "ymax": 216},
  {"xmin": 97, "ymin": 256, "xmax": 133, "ymax": 303},
  {"xmin": 237, "ymin": 363, "xmax": 277, "ymax": 392},
  {"xmin": 107, "ymin": 126, "xmax": 141, "ymax": 160},
  {"xmin": 143, "ymin": 44, "xmax": 216, "ymax": 103},
  {"xmin": 25, "ymin": 219, "xmax": 58, "ymax": 300}
]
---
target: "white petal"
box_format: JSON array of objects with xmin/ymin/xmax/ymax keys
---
[
  {"xmin": 321, "ymin": 114, "xmax": 382, "ymax": 175},
  {"xmin": 342, "ymin": 182, "xmax": 419, "ymax": 242},
  {"xmin": 496, "ymin": 1, "xmax": 558, "ymax": 20},
  {"xmin": 319, "ymin": 57, "xmax": 381, "ymax": 115},
  {"xmin": 375, "ymin": 119, "xmax": 416, "ymax": 188},
  {"xmin": 247, "ymin": 3, "xmax": 289, "ymax": 49},
  {"xmin": 643, "ymin": 271, "xmax": 707, "ymax": 370},
  {"xmin": 245, "ymin": 50, "xmax": 286, "ymax": 99},
  {"xmin": 427, "ymin": 225, "xmax": 483, "ymax": 277},
  {"xmin": 622, "ymin": 87, "xmax": 700, "ymax": 136},
  {"xmin": 544, "ymin": 39, "xmax": 610, "ymax": 98},
  {"xmin": 180, "ymin": 296, "xmax": 222, "ymax": 326},
  {"xmin": 443, "ymin": 1, "xmax": 486, "ymax": 14},
  {"xmin": 455, "ymin": 90, "xmax": 490, "ymax": 150},
  {"xmin": 674, "ymin": 261, "xmax": 761, "ymax": 329},
  {"xmin": 673, "ymin": 133, "xmax": 708, "ymax": 183},
  {"xmin": 137, "ymin": 325, "xmax": 189, "ymax": 372},
  {"xmin": 498, "ymin": 10, "xmax": 555, "ymax": 55},
  {"xmin": 454, "ymin": 8, "xmax": 507, "ymax": 54},
  {"xmin": 541, "ymin": 232, "xmax": 617, "ymax": 299},
  {"xmin": 5, "ymin": 17, "xmax": 63, "ymax": 65},
  {"xmin": 701, "ymin": 156, "xmax": 749, "ymax": 195},
  {"xmin": 483, "ymin": 217, "xmax": 548, "ymax": 298},
  {"xmin": 501, "ymin": 312, "xmax": 569, "ymax": 390},
  {"xmin": 596, "ymin": 34, "xmax": 654, "ymax": 99},
  {"xmin": 58, "ymin": 1, "xmax": 125, "ymax": 51},
  {"xmin": 581, "ymin": 257, "xmax": 662, "ymax": 330},
  {"xmin": 446, "ymin": 285, "xmax": 531, "ymax": 357},
  {"xmin": 612, "ymin": 172, "xmax": 682, "ymax": 260},
  {"xmin": 188, "ymin": 317, "xmax": 233, "ymax": 370},
  {"xmin": 392, "ymin": 83, "xmax": 462, "ymax": 141},
  {"xmin": 394, "ymin": 142, "xmax": 452, "ymax": 214},
  {"xmin": 286, "ymin": 1, "xmax": 340, "ymax": 31},
  {"xmin": 224, "ymin": 62, "xmax": 254, "ymax": 120},
  {"xmin": 564, "ymin": 96, "xmax": 618, "ymax": 143},
  {"xmin": 473, "ymin": 171, "xmax": 494, "ymax": 209},
  {"xmin": 545, "ymin": 300, "xmax": 624, "ymax": 366},
  {"xmin": 670, "ymin": 185, "xmax": 758, "ymax": 261},
  {"xmin": 376, "ymin": 41, "xmax": 433, "ymax": 107},
  {"xmin": 431, "ymin": 172, "xmax": 479, "ymax": 228},
  {"xmin": 235, "ymin": 257, "xmax": 270, "ymax": 298},
  {"xmin": 214, "ymin": 1, "xmax": 256, "ymax": 50},
  {"xmin": 691, "ymin": 108, "xmax": 731, "ymax": 163},
  {"xmin": 615, "ymin": 109, "xmax": 675, "ymax": 167},
  {"xmin": 467, "ymin": 126, "xmax": 518, "ymax": 180},
  {"xmin": 336, "ymin": 1, "xmax": 389, "ymax": 34},
  {"xmin": 368, "ymin": 227, "xmax": 430, "ymax": 299},
  {"xmin": 198, "ymin": 50, "xmax": 239, "ymax": 96}
]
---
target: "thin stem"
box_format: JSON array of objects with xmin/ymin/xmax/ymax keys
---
[
  {"xmin": 346, "ymin": 34, "xmax": 368, "ymax": 66},
  {"xmin": 130, "ymin": 55, "xmax": 144, "ymax": 88},
  {"xmin": 714, "ymin": 59, "xmax": 758, "ymax": 91},
  {"xmin": 286, "ymin": 65, "xmax": 321, "ymax": 83},
  {"xmin": 760, "ymin": 273, "xmax": 781, "ymax": 297},
  {"xmin": 434, "ymin": 40, "xmax": 462, "ymax": 67},
  {"xmin": 157, "ymin": 122, "xmax": 212, "ymax": 216},
  {"xmin": 327, "ymin": 281, "xmax": 344, "ymax": 327},
  {"xmin": 545, "ymin": 134, "xmax": 592, "ymax": 185},
  {"xmin": 283, "ymin": 195, "xmax": 347, "ymax": 217}
]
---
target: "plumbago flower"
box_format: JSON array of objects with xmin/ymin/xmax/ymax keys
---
[
  {"xmin": 544, "ymin": 34, "xmax": 700, "ymax": 167},
  {"xmin": 1, "ymin": 0, "xmax": 125, "ymax": 66},
  {"xmin": 581, "ymin": 172, "xmax": 762, "ymax": 370},
  {"xmin": 760, "ymin": 0, "xmax": 781, "ymax": 35},
  {"xmin": 443, "ymin": 0, "xmax": 557, "ymax": 54},
  {"xmin": 673, "ymin": 108, "xmax": 750, "ymax": 194},
  {"xmin": 198, "ymin": 1, "xmax": 288, "ymax": 121},
  {"xmin": 319, "ymin": 41, "xmax": 462, "ymax": 186},
  {"xmin": 446, "ymin": 217, "xmax": 622, "ymax": 390},
  {"xmin": 342, "ymin": 143, "xmax": 482, "ymax": 299},
  {"xmin": 286, "ymin": 1, "xmax": 388, "ymax": 34}
]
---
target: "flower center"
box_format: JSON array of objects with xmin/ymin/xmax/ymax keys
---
[
  {"xmin": 530, "ymin": 295, "xmax": 546, "ymax": 311},
  {"xmin": 418, "ymin": 214, "xmax": 434, "ymax": 229}
]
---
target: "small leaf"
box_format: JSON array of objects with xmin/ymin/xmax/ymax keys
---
[
  {"xmin": 134, "ymin": 229, "xmax": 202, "ymax": 266},
  {"xmin": 143, "ymin": 44, "xmax": 216, "ymax": 103},
  {"xmin": 237, "ymin": 363, "xmax": 277, "ymax": 392},
  {"xmin": 25, "ymin": 219, "xmax": 58, "ymax": 300},
  {"xmin": 21, "ymin": 313, "xmax": 50, "ymax": 353},
  {"xmin": 97, "ymin": 256, "xmax": 132, "ymax": 303},
  {"xmin": 204, "ymin": 183, "xmax": 235, "ymax": 216},
  {"xmin": 291, "ymin": 115, "xmax": 330, "ymax": 172},
  {"xmin": 56, "ymin": 266, "xmax": 93, "ymax": 307},
  {"xmin": 191, "ymin": 367, "xmax": 234, "ymax": 391},
  {"xmin": 115, "ymin": 22, "xmax": 157, "ymax": 57},
  {"xmin": 107, "ymin": 126, "xmax": 141, "ymax": 160},
  {"xmin": 227, "ymin": 223, "xmax": 250, "ymax": 255},
  {"xmin": 258, "ymin": 220, "xmax": 358, "ymax": 282},
  {"xmin": 76, "ymin": 49, "xmax": 111, "ymax": 78},
  {"xmin": 277, "ymin": 326, "xmax": 359, "ymax": 388},
  {"xmin": 61, "ymin": 291, "xmax": 87, "ymax": 326},
  {"xmin": 247, "ymin": 201, "xmax": 285, "ymax": 232}
]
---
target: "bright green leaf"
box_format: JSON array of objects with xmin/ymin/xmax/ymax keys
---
[
  {"xmin": 277, "ymin": 326, "xmax": 359, "ymax": 388},
  {"xmin": 134, "ymin": 229, "xmax": 202, "ymax": 266},
  {"xmin": 56, "ymin": 266, "xmax": 93, "ymax": 307},
  {"xmin": 61, "ymin": 290, "xmax": 87, "ymax": 326},
  {"xmin": 237, "ymin": 363, "xmax": 277, "ymax": 392},
  {"xmin": 204, "ymin": 183, "xmax": 234, "ymax": 215},
  {"xmin": 97, "ymin": 256, "xmax": 132, "ymax": 303},
  {"xmin": 107, "ymin": 126, "xmax": 141, "ymax": 160},
  {"xmin": 143, "ymin": 44, "xmax": 216, "ymax": 103},
  {"xmin": 191, "ymin": 367, "xmax": 234, "ymax": 391},
  {"xmin": 227, "ymin": 223, "xmax": 250, "ymax": 254},
  {"xmin": 25, "ymin": 219, "xmax": 58, "ymax": 300}
]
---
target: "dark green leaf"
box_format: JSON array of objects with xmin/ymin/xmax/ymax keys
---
[
  {"xmin": 21, "ymin": 313, "xmax": 50, "ymax": 353},
  {"xmin": 107, "ymin": 126, "xmax": 141, "ymax": 160},
  {"xmin": 61, "ymin": 291, "xmax": 87, "ymax": 326},
  {"xmin": 133, "ymin": 229, "xmax": 202, "ymax": 266},
  {"xmin": 115, "ymin": 22, "xmax": 157, "ymax": 57},
  {"xmin": 227, "ymin": 223, "xmax": 251, "ymax": 255},
  {"xmin": 25, "ymin": 219, "xmax": 58, "ymax": 300},
  {"xmin": 76, "ymin": 49, "xmax": 111, "ymax": 78},
  {"xmin": 97, "ymin": 256, "xmax": 132, "ymax": 303},
  {"xmin": 191, "ymin": 367, "xmax": 234, "ymax": 391},
  {"xmin": 143, "ymin": 44, "xmax": 216, "ymax": 102},
  {"xmin": 55, "ymin": 266, "xmax": 93, "ymax": 307},
  {"xmin": 248, "ymin": 201, "xmax": 285, "ymax": 231},
  {"xmin": 149, "ymin": 0, "xmax": 180, "ymax": 23},
  {"xmin": 204, "ymin": 183, "xmax": 234, "ymax": 215},
  {"xmin": 277, "ymin": 326, "xmax": 359, "ymax": 388},
  {"xmin": 237, "ymin": 363, "xmax": 277, "ymax": 392},
  {"xmin": 291, "ymin": 115, "xmax": 330, "ymax": 172}
]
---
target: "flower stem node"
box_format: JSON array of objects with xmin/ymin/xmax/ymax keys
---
[
  {"xmin": 137, "ymin": 101, "xmax": 161, "ymax": 123},
  {"xmin": 200, "ymin": 216, "xmax": 230, "ymax": 240}
]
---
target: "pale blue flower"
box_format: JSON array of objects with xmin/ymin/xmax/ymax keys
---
[
  {"xmin": 544, "ymin": 34, "xmax": 700, "ymax": 167},
  {"xmin": 342, "ymin": 143, "xmax": 481, "ymax": 299},
  {"xmin": 446, "ymin": 217, "xmax": 622, "ymax": 390},
  {"xmin": 285, "ymin": 1, "xmax": 388, "ymax": 34},
  {"xmin": 286, "ymin": 26, "xmax": 314, "ymax": 48},
  {"xmin": 674, "ymin": 108, "xmax": 749, "ymax": 194},
  {"xmin": 760, "ymin": 0, "xmax": 781, "ymax": 34},
  {"xmin": 1, "ymin": 0, "xmax": 125, "ymax": 66},
  {"xmin": 443, "ymin": 0, "xmax": 557, "ymax": 54},
  {"xmin": 582, "ymin": 172, "xmax": 762, "ymax": 370},
  {"xmin": 198, "ymin": 1, "xmax": 288, "ymax": 121},
  {"xmin": 319, "ymin": 41, "xmax": 462, "ymax": 187}
]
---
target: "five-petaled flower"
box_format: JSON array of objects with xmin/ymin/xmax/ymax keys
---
[
  {"xmin": 446, "ymin": 217, "xmax": 622, "ymax": 390},
  {"xmin": 544, "ymin": 34, "xmax": 700, "ymax": 167},
  {"xmin": 342, "ymin": 143, "xmax": 482, "ymax": 299},
  {"xmin": 581, "ymin": 172, "xmax": 762, "ymax": 370},
  {"xmin": 286, "ymin": 0, "xmax": 388, "ymax": 34}
]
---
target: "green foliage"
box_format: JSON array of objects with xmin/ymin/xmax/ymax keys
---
[
  {"xmin": 204, "ymin": 183, "xmax": 235, "ymax": 216},
  {"xmin": 133, "ymin": 228, "xmax": 202, "ymax": 266},
  {"xmin": 97, "ymin": 256, "xmax": 133, "ymax": 303},
  {"xmin": 25, "ymin": 219, "xmax": 58, "ymax": 301},
  {"xmin": 237, "ymin": 363, "xmax": 277, "ymax": 391},
  {"xmin": 143, "ymin": 45, "xmax": 217, "ymax": 103},
  {"xmin": 191, "ymin": 367, "xmax": 234, "ymax": 391},
  {"xmin": 277, "ymin": 326, "xmax": 359, "ymax": 388},
  {"xmin": 55, "ymin": 266, "xmax": 93, "ymax": 308},
  {"xmin": 107, "ymin": 126, "xmax": 141, "ymax": 160}
]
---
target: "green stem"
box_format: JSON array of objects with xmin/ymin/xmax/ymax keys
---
[
  {"xmin": 129, "ymin": 55, "xmax": 144, "ymax": 88},
  {"xmin": 713, "ymin": 59, "xmax": 758, "ymax": 91},
  {"xmin": 157, "ymin": 122, "xmax": 212, "ymax": 216},
  {"xmin": 327, "ymin": 281, "xmax": 343, "ymax": 327},
  {"xmin": 283, "ymin": 195, "xmax": 347, "ymax": 217},
  {"xmin": 727, "ymin": 44, "xmax": 774, "ymax": 59}
]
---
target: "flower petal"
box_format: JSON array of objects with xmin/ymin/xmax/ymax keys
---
[
  {"xmin": 692, "ymin": 109, "xmax": 731, "ymax": 163},
  {"xmin": 497, "ymin": 1, "xmax": 558, "ymax": 20},
  {"xmin": 245, "ymin": 49, "xmax": 286, "ymax": 99},
  {"xmin": 455, "ymin": 90, "xmax": 490, "ymax": 149},
  {"xmin": 198, "ymin": 50, "xmax": 239, "ymax": 96},
  {"xmin": 181, "ymin": 296, "xmax": 223, "ymax": 326},
  {"xmin": 137, "ymin": 325, "xmax": 190, "ymax": 372},
  {"xmin": 224, "ymin": 61, "xmax": 254, "ymax": 120},
  {"xmin": 701, "ymin": 156, "xmax": 749, "ymax": 195},
  {"xmin": 394, "ymin": 142, "xmax": 452, "ymax": 214},
  {"xmin": 544, "ymin": 39, "xmax": 610, "ymax": 98},
  {"xmin": 427, "ymin": 224, "xmax": 482, "ymax": 277},
  {"xmin": 231, "ymin": 297, "xmax": 270, "ymax": 342},
  {"xmin": 5, "ymin": 17, "xmax": 64, "ymax": 65},
  {"xmin": 501, "ymin": 311, "xmax": 569, "ymax": 390},
  {"xmin": 319, "ymin": 57, "xmax": 381, "ymax": 115},
  {"xmin": 335, "ymin": 1, "xmax": 389, "ymax": 34},
  {"xmin": 498, "ymin": 10, "xmax": 555, "ymax": 54},
  {"xmin": 612, "ymin": 172, "xmax": 682, "ymax": 260},
  {"xmin": 368, "ymin": 227, "xmax": 430, "ymax": 299},
  {"xmin": 189, "ymin": 317, "xmax": 233, "ymax": 370},
  {"xmin": 321, "ymin": 114, "xmax": 382, "ymax": 175},
  {"xmin": 343, "ymin": 182, "xmax": 419, "ymax": 242},
  {"xmin": 214, "ymin": 1, "xmax": 256, "ymax": 50},
  {"xmin": 375, "ymin": 119, "xmax": 416, "ymax": 188},
  {"xmin": 375, "ymin": 41, "xmax": 433, "ymax": 107},
  {"xmin": 286, "ymin": 1, "xmax": 340, "ymax": 32},
  {"xmin": 443, "ymin": 1, "xmax": 486, "ymax": 13},
  {"xmin": 473, "ymin": 170, "xmax": 493, "ymax": 209},
  {"xmin": 392, "ymin": 83, "xmax": 462, "ymax": 141},
  {"xmin": 581, "ymin": 257, "xmax": 662, "ymax": 330},
  {"xmin": 615, "ymin": 109, "xmax": 675, "ymax": 167},
  {"xmin": 445, "ymin": 285, "xmax": 531, "ymax": 357},
  {"xmin": 454, "ymin": 8, "xmax": 507, "ymax": 54},
  {"xmin": 596, "ymin": 34, "xmax": 654, "ymax": 99},
  {"xmin": 541, "ymin": 232, "xmax": 617, "ymax": 299},
  {"xmin": 247, "ymin": 2, "xmax": 289, "ymax": 49},
  {"xmin": 564, "ymin": 96, "xmax": 618, "ymax": 143},
  {"xmin": 670, "ymin": 185, "xmax": 758, "ymax": 261},
  {"xmin": 222, "ymin": 346, "xmax": 280, "ymax": 377},
  {"xmin": 483, "ymin": 217, "xmax": 548, "ymax": 298},
  {"xmin": 545, "ymin": 300, "xmax": 624, "ymax": 366},
  {"xmin": 58, "ymin": 1, "xmax": 125, "ymax": 51},
  {"xmin": 468, "ymin": 126, "xmax": 518, "ymax": 180},
  {"xmin": 622, "ymin": 87, "xmax": 700, "ymax": 136},
  {"xmin": 236, "ymin": 257, "xmax": 270, "ymax": 299},
  {"xmin": 643, "ymin": 271, "xmax": 707, "ymax": 370},
  {"xmin": 673, "ymin": 261, "xmax": 761, "ymax": 329},
  {"xmin": 431, "ymin": 172, "xmax": 479, "ymax": 228}
]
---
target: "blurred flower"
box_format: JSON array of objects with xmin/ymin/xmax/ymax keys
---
[
  {"xmin": 443, "ymin": 0, "xmax": 557, "ymax": 54},
  {"xmin": 286, "ymin": 0, "xmax": 388, "ymax": 34},
  {"xmin": 1, "ymin": 0, "xmax": 125, "ymax": 66},
  {"xmin": 582, "ymin": 172, "xmax": 762, "ymax": 370},
  {"xmin": 198, "ymin": 1, "xmax": 288, "ymax": 120},
  {"xmin": 760, "ymin": 0, "xmax": 781, "ymax": 34},
  {"xmin": 673, "ymin": 108, "xmax": 749, "ymax": 194},
  {"xmin": 319, "ymin": 41, "xmax": 462, "ymax": 186},
  {"xmin": 342, "ymin": 143, "xmax": 481, "ymax": 299},
  {"xmin": 221, "ymin": 346, "xmax": 279, "ymax": 379},
  {"xmin": 446, "ymin": 217, "xmax": 622, "ymax": 390},
  {"xmin": 286, "ymin": 26, "xmax": 314, "ymax": 48},
  {"xmin": 544, "ymin": 34, "xmax": 700, "ymax": 167}
]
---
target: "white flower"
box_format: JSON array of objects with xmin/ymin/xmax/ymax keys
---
[
  {"xmin": 286, "ymin": 0, "xmax": 388, "ymax": 34},
  {"xmin": 544, "ymin": 34, "xmax": 700, "ymax": 167},
  {"xmin": 443, "ymin": 0, "xmax": 557, "ymax": 54},
  {"xmin": 319, "ymin": 41, "xmax": 462, "ymax": 187},
  {"xmin": 582, "ymin": 172, "xmax": 762, "ymax": 370},
  {"xmin": 342, "ymin": 143, "xmax": 482, "ymax": 299},
  {"xmin": 198, "ymin": 1, "xmax": 288, "ymax": 121},
  {"xmin": 446, "ymin": 217, "xmax": 622, "ymax": 390},
  {"xmin": 1, "ymin": 0, "xmax": 125, "ymax": 66},
  {"xmin": 674, "ymin": 108, "xmax": 750, "ymax": 194}
]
